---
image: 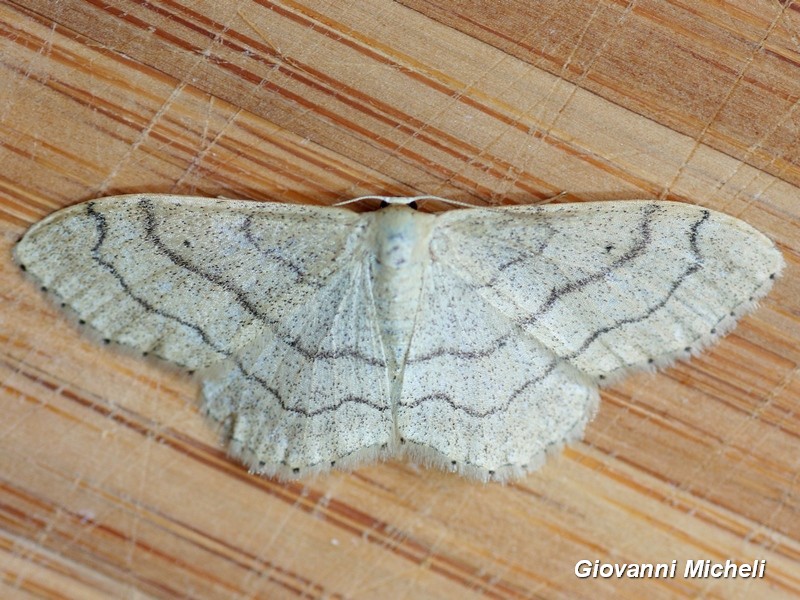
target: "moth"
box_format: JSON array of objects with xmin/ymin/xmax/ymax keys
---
[{"xmin": 15, "ymin": 195, "xmax": 783, "ymax": 480}]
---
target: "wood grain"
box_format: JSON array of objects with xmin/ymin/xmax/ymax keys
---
[{"xmin": 1, "ymin": 1, "xmax": 799, "ymax": 598}]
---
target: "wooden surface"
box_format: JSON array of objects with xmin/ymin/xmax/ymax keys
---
[{"xmin": 1, "ymin": 1, "xmax": 799, "ymax": 598}]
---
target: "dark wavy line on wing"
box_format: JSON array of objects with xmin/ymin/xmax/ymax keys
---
[
  {"xmin": 473, "ymin": 217, "xmax": 556, "ymax": 290},
  {"xmin": 232, "ymin": 367, "xmax": 390, "ymax": 416},
  {"xmin": 241, "ymin": 214, "xmax": 307, "ymax": 283},
  {"xmin": 408, "ymin": 332, "xmax": 514, "ymax": 364},
  {"xmin": 281, "ymin": 336, "xmax": 386, "ymax": 367}
]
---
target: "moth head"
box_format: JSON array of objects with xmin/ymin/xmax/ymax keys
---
[{"xmin": 380, "ymin": 199, "xmax": 418, "ymax": 210}]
